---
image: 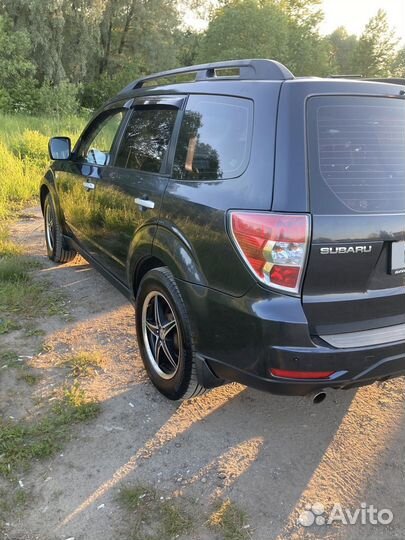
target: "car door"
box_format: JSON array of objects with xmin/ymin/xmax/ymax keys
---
[
  {"xmin": 55, "ymin": 102, "xmax": 130, "ymax": 258},
  {"xmin": 89, "ymin": 95, "xmax": 184, "ymax": 284}
]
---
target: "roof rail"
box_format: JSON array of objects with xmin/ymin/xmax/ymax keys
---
[{"xmin": 118, "ymin": 59, "xmax": 294, "ymax": 94}]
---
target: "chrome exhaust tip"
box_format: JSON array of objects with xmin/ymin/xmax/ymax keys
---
[{"xmin": 306, "ymin": 390, "xmax": 327, "ymax": 404}]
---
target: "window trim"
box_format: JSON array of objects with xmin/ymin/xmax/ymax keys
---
[
  {"xmin": 110, "ymin": 96, "xmax": 186, "ymax": 176},
  {"xmin": 73, "ymin": 99, "xmax": 133, "ymax": 167}
]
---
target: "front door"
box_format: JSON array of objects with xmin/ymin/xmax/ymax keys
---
[
  {"xmin": 90, "ymin": 96, "xmax": 184, "ymax": 284},
  {"xmin": 56, "ymin": 106, "xmax": 128, "ymax": 258}
]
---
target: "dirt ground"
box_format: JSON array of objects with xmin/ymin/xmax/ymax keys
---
[{"xmin": 1, "ymin": 207, "xmax": 405, "ymax": 540}]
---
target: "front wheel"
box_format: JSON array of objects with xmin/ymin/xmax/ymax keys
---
[
  {"xmin": 135, "ymin": 267, "xmax": 205, "ymax": 400},
  {"xmin": 43, "ymin": 193, "xmax": 77, "ymax": 263}
]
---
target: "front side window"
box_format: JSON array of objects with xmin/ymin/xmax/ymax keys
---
[
  {"xmin": 115, "ymin": 107, "xmax": 178, "ymax": 173},
  {"xmin": 78, "ymin": 110, "xmax": 125, "ymax": 166},
  {"xmin": 173, "ymin": 95, "xmax": 253, "ymax": 181}
]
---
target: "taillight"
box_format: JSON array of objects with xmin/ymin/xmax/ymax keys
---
[{"xmin": 229, "ymin": 212, "xmax": 310, "ymax": 294}]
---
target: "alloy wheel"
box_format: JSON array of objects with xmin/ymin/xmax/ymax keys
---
[
  {"xmin": 45, "ymin": 202, "xmax": 55, "ymax": 250},
  {"xmin": 141, "ymin": 291, "xmax": 182, "ymax": 380}
]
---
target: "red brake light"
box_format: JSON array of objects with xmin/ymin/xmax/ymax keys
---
[
  {"xmin": 229, "ymin": 212, "xmax": 310, "ymax": 294},
  {"xmin": 270, "ymin": 368, "xmax": 335, "ymax": 379}
]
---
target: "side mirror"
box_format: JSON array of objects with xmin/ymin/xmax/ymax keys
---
[{"xmin": 49, "ymin": 137, "xmax": 71, "ymax": 160}]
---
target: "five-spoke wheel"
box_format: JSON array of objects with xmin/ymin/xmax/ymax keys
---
[{"xmin": 142, "ymin": 291, "xmax": 181, "ymax": 380}]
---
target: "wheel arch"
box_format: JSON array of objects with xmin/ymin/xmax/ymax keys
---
[
  {"xmin": 39, "ymin": 183, "xmax": 49, "ymax": 214},
  {"xmin": 129, "ymin": 223, "xmax": 207, "ymax": 300}
]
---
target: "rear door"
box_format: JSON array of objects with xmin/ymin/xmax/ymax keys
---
[{"xmin": 303, "ymin": 95, "xmax": 405, "ymax": 337}]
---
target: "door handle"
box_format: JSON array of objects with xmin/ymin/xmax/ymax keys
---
[
  {"xmin": 134, "ymin": 197, "xmax": 155, "ymax": 210},
  {"xmin": 83, "ymin": 181, "xmax": 95, "ymax": 191}
]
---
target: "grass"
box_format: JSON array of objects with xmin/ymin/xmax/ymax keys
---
[
  {"xmin": 0, "ymin": 113, "xmax": 84, "ymax": 328},
  {"xmin": 0, "ymin": 382, "xmax": 100, "ymax": 476},
  {"xmin": 63, "ymin": 351, "xmax": 105, "ymax": 378},
  {"xmin": 209, "ymin": 499, "xmax": 250, "ymax": 540},
  {"xmin": 117, "ymin": 484, "xmax": 193, "ymax": 540},
  {"xmin": 0, "ymin": 233, "xmax": 66, "ymax": 327},
  {"xmin": 0, "ymin": 351, "xmax": 19, "ymax": 367},
  {"xmin": 0, "ymin": 112, "xmax": 86, "ymax": 220},
  {"xmin": 0, "ymin": 318, "xmax": 20, "ymax": 334},
  {"xmin": 17, "ymin": 372, "xmax": 41, "ymax": 386}
]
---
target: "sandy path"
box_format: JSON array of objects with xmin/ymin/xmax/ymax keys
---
[{"xmin": 2, "ymin": 207, "xmax": 405, "ymax": 540}]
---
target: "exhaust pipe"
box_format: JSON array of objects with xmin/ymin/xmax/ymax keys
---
[{"xmin": 306, "ymin": 390, "xmax": 327, "ymax": 404}]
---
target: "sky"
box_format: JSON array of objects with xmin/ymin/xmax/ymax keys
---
[
  {"xmin": 184, "ymin": 0, "xmax": 405, "ymax": 44},
  {"xmin": 320, "ymin": 0, "xmax": 405, "ymax": 43}
]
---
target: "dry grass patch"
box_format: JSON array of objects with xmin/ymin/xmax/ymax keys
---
[
  {"xmin": 209, "ymin": 499, "xmax": 250, "ymax": 540},
  {"xmin": 117, "ymin": 484, "xmax": 193, "ymax": 540},
  {"xmin": 63, "ymin": 351, "xmax": 106, "ymax": 378}
]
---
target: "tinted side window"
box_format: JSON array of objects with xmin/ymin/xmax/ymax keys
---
[
  {"xmin": 115, "ymin": 107, "xmax": 178, "ymax": 173},
  {"xmin": 173, "ymin": 95, "xmax": 253, "ymax": 181},
  {"xmin": 78, "ymin": 110, "xmax": 125, "ymax": 166}
]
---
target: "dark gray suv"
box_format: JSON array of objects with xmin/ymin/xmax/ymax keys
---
[{"xmin": 40, "ymin": 59, "xmax": 405, "ymax": 401}]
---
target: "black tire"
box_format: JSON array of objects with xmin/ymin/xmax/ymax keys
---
[
  {"xmin": 43, "ymin": 193, "xmax": 77, "ymax": 263},
  {"xmin": 135, "ymin": 267, "xmax": 206, "ymax": 401}
]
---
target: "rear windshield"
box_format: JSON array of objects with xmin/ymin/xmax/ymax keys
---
[{"xmin": 307, "ymin": 96, "xmax": 405, "ymax": 214}]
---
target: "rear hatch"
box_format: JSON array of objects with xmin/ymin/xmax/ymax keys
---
[{"xmin": 303, "ymin": 93, "xmax": 405, "ymax": 339}]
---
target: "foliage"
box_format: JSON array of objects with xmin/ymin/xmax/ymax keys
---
[
  {"xmin": 0, "ymin": 16, "xmax": 37, "ymax": 113},
  {"xmin": 0, "ymin": 114, "xmax": 85, "ymax": 220},
  {"xmin": 0, "ymin": 2, "xmax": 404, "ymax": 113},
  {"xmin": 353, "ymin": 9, "xmax": 399, "ymax": 77},
  {"xmin": 328, "ymin": 26, "xmax": 359, "ymax": 75},
  {"xmin": 197, "ymin": 0, "xmax": 291, "ymax": 65},
  {"xmin": 36, "ymin": 82, "xmax": 80, "ymax": 116},
  {"xmin": 393, "ymin": 47, "xmax": 405, "ymax": 77}
]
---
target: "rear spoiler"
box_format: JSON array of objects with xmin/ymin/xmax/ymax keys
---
[
  {"xmin": 329, "ymin": 75, "xmax": 405, "ymax": 86},
  {"xmin": 365, "ymin": 78, "xmax": 405, "ymax": 86}
]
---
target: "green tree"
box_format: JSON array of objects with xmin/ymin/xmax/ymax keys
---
[
  {"xmin": 392, "ymin": 46, "xmax": 405, "ymax": 77},
  {"xmin": 196, "ymin": 0, "xmax": 329, "ymax": 76},
  {"xmin": 0, "ymin": 16, "xmax": 37, "ymax": 112},
  {"xmin": 196, "ymin": 0, "xmax": 291, "ymax": 65},
  {"xmin": 353, "ymin": 9, "xmax": 399, "ymax": 77},
  {"xmin": 327, "ymin": 27, "xmax": 358, "ymax": 75}
]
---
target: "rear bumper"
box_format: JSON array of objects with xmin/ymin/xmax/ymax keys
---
[
  {"xmin": 203, "ymin": 348, "xmax": 405, "ymax": 396},
  {"xmin": 176, "ymin": 279, "xmax": 405, "ymax": 396}
]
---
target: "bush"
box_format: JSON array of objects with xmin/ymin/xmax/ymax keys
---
[
  {"xmin": 36, "ymin": 82, "xmax": 80, "ymax": 116},
  {"xmin": 12, "ymin": 129, "xmax": 49, "ymax": 169},
  {"xmin": 0, "ymin": 140, "xmax": 40, "ymax": 219}
]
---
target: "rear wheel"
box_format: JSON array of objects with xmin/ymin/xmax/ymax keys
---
[
  {"xmin": 135, "ymin": 267, "xmax": 205, "ymax": 400},
  {"xmin": 43, "ymin": 193, "xmax": 77, "ymax": 263}
]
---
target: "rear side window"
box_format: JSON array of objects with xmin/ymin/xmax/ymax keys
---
[
  {"xmin": 307, "ymin": 96, "xmax": 405, "ymax": 213},
  {"xmin": 173, "ymin": 95, "xmax": 253, "ymax": 181},
  {"xmin": 116, "ymin": 107, "xmax": 178, "ymax": 173}
]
